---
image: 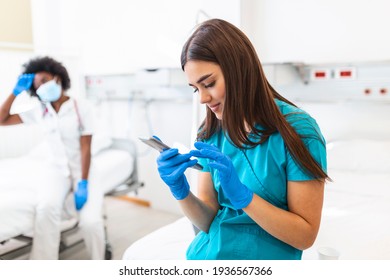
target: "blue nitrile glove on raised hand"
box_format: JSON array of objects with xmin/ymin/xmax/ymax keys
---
[
  {"xmin": 74, "ymin": 179, "xmax": 88, "ymax": 211},
  {"xmin": 190, "ymin": 142, "xmax": 254, "ymax": 209},
  {"xmin": 157, "ymin": 144, "xmax": 199, "ymax": 200},
  {"xmin": 13, "ymin": 73, "xmax": 35, "ymax": 96}
]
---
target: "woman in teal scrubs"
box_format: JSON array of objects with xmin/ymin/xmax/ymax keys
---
[{"xmin": 156, "ymin": 19, "xmax": 329, "ymax": 260}]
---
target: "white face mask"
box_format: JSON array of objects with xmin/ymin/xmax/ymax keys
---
[{"xmin": 36, "ymin": 80, "xmax": 61, "ymax": 103}]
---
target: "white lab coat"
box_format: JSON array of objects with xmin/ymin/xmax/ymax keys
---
[{"xmin": 19, "ymin": 97, "xmax": 105, "ymax": 260}]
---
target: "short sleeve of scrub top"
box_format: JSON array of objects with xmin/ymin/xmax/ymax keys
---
[
  {"xmin": 286, "ymin": 137, "xmax": 327, "ymax": 181},
  {"xmin": 76, "ymin": 99, "xmax": 94, "ymax": 136}
]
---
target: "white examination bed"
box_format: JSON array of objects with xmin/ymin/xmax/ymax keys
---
[
  {"xmin": 0, "ymin": 137, "xmax": 143, "ymax": 260},
  {"xmin": 123, "ymin": 138, "xmax": 390, "ymax": 260}
]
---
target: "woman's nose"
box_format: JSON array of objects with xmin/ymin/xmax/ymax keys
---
[{"xmin": 198, "ymin": 90, "xmax": 211, "ymax": 104}]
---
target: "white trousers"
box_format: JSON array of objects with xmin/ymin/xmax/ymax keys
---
[
  {"xmin": 76, "ymin": 175, "xmax": 105, "ymax": 260},
  {"xmin": 0, "ymin": 157, "xmax": 105, "ymax": 260},
  {"xmin": 29, "ymin": 163, "xmax": 105, "ymax": 260},
  {"xmin": 29, "ymin": 169, "xmax": 69, "ymax": 260}
]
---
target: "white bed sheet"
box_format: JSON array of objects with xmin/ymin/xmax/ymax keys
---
[
  {"xmin": 0, "ymin": 148, "xmax": 134, "ymax": 243},
  {"xmin": 0, "ymin": 189, "xmax": 37, "ymax": 243},
  {"xmin": 0, "ymin": 157, "xmax": 42, "ymax": 242},
  {"xmin": 123, "ymin": 169, "xmax": 390, "ymax": 260}
]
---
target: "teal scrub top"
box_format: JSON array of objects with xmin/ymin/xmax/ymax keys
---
[{"xmin": 186, "ymin": 99, "xmax": 327, "ymax": 260}]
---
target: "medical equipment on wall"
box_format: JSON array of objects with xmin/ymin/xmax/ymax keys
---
[
  {"xmin": 259, "ymin": 61, "xmax": 390, "ymax": 144},
  {"xmin": 262, "ymin": 61, "xmax": 390, "ymax": 103},
  {"xmin": 85, "ymin": 68, "xmax": 190, "ymax": 100}
]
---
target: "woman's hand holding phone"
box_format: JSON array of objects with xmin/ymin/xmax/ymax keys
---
[{"xmin": 139, "ymin": 135, "xmax": 201, "ymax": 200}]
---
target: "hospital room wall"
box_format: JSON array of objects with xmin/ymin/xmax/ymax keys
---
[
  {"xmin": 240, "ymin": 0, "xmax": 390, "ymax": 63},
  {"xmin": 0, "ymin": 0, "xmax": 241, "ymax": 104},
  {"xmin": 2, "ymin": 0, "xmax": 390, "ymax": 215},
  {"xmin": 3, "ymin": 0, "xmax": 389, "ymax": 94}
]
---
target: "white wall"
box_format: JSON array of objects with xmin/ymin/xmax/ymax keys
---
[
  {"xmin": 0, "ymin": 51, "xmax": 34, "ymax": 102},
  {"xmin": 240, "ymin": 0, "xmax": 390, "ymax": 63},
  {"xmin": 29, "ymin": 0, "xmax": 240, "ymax": 76},
  {"xmin": 4, "ymin": 0, "xmax": 241, "ymax": 97}
]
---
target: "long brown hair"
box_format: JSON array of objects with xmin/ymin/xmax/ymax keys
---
[{"xmin": 181, "ymin": 18, "xmax": 329, "ymax": 181}]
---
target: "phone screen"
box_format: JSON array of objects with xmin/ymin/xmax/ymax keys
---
[
  {"xmin": 139, "ymin": 137, "xmax": 203, "ymax": 170},
  {"xmin": 139, "ymin": 137, "xmax": 170, "ymax": 153}
]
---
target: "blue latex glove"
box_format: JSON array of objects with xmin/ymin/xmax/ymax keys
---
[
  {"xmin": 74, "ymin": 179, "xmax": 88, "ymax": 211},
  {"xmin": 13, "ymin": 73, "xmax": 35, "ymax": 96},
  {"xmin": 157, "ymin": 146, "xmax": 199, "ymax": 200},
  {"xmin": 190, "ymin": 142, "xmax": 254, "ymax": 209}
]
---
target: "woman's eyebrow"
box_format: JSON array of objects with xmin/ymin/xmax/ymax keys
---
[{"xmin": 188, "ymin": 73, "xmax": 213, "ymax": 86}]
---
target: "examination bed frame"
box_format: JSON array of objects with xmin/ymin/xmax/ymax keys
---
[{"xmin": 0, "ymin": 138, "xmax": 144, "ymax": 260}]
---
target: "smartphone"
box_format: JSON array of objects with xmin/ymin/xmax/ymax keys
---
[{"xmin": 139, "ymin": 137, "xmax": 203, "ymax": 170}]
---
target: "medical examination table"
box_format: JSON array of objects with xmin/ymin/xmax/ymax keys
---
[{"xmin": 0, "ymin": 135, "xmax": 143, "ymax": 260}]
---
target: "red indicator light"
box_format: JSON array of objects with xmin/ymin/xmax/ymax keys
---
[
  {"xmin": 339, "ymin": 71, "xmax": 352, "ymax": 77},
  {"xmin": 310, "ymin": 69, "xmax": 330, "ymax": 81},
  {"xmin": 364, "ymin": 88, "xmax": 371, "ymax": 95},
  {"xmin": 314, "ymin": 72, "xmax": 326, "ymax": 78},
  {"xmin": 335, "ymin": 67, "xmax": 356, "ymax": 79},
  {"xmin": 380, "ymin": 88, "xmax": 388, "ymax": 95}
]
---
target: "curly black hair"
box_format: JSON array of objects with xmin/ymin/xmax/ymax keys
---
[{"xmin": 22, "ymin": 56, "xmax": 71, "ymax": 97}]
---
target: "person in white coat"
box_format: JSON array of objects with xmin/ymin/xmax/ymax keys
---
[{"xmin": 0, "ymin": 56, "xmax": 105, "ymax": 260}]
